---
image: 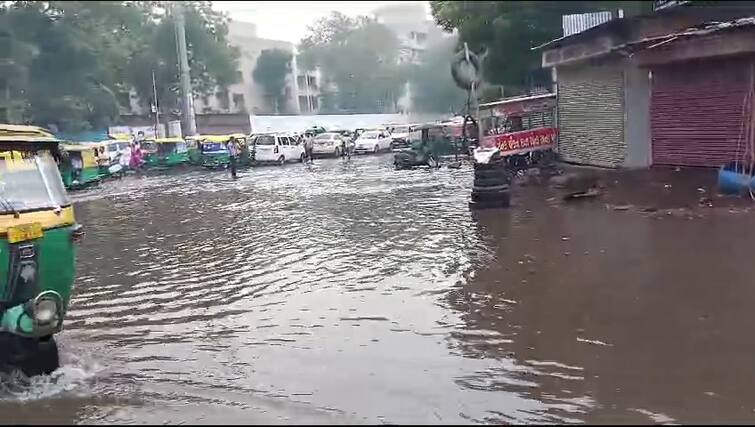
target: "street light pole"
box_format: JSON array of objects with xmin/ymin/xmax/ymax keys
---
[
  {"xmin": 152, "ymin": 70, "xmax": 160, "ymax": 137},
  {"xmin": 173, "ymin": 2, "xmax": 197, "ymax": 136}
]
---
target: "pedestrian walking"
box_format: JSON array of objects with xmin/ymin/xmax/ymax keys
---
[
  {"xmin": 227, "ymin": 138, "xmax": 239, "ymax": 179},
  {"xmin": 304, "ymin": 133, "xmax": 315, "ymax": 164}
]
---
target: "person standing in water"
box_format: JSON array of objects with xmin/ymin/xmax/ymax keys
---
[
  {"xmin": 304, "ymin": 133, "xmax": 315, "ymax": 164},
  {"xmin": 227, "ymin": 138, "xmax": 239, "ymax": 179}
]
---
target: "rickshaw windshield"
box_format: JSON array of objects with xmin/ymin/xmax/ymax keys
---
[
  {"xmin": 0, "ymin": 150, "xmax": 69, "ymax": 213},
  {"xmin": 202, "ymin": 142, "xmax": 226, "ymax": 153},
  {"xmin": 157, "ymin": 143, "xmax": 174, "ymax": 155}
]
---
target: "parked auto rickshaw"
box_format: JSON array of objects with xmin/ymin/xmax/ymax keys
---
[
  {"xmin": 59, "ymin": 143, "xmax": 103, "ymax": 190},
  {"xmin": 190, "ymin": 134, "xmax": 250, "ymax": 168},
  {"xmin": 0, "ymin": 124, "xmax": 83, "ymax": 376},
  {"xmin": 393, "ymin": 123, "xmax": 469, "ymax": 169},
  {"xmin": 144, "ymin": 137, "xmax": 189, "ymax": 167}
]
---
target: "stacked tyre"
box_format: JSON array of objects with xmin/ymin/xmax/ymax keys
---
[{"xmin": 469, "ymin": 161, "xmax": 510, "ymax": 210}]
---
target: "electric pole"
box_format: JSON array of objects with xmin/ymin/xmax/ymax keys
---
[
  {"xmin": 152, "ymin": 70, "xmax": 160, "ymax": 137},
  {"xmin": 174, "ymin": 2, "xmax": 197, "ymax": 136}
]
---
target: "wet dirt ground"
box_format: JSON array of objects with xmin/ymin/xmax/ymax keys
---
[{"xmin": 2, "ymin": 155, "xmax": 755, "ymax": 424}]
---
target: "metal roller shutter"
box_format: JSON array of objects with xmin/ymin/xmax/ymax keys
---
[
  {"xmin": 650, "ymin": 57, "xmax": 751, "ymax": 167},
  {"xmin": 558, "ymin": 62, "xmax": 626, "ymax": 167}
]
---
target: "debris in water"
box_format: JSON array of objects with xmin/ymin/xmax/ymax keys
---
[
  {"xmin": 563, "ymin": 188, "xmax": 601, "ymax": 201},
  {"xmin": 611, "ymin": 204, "xmax": 632, "ymax": 211},
  {"xmin": 577, "ymin": 337, "xmax": 613, "ymax": 347}
]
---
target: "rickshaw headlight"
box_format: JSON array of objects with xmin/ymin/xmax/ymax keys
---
[
  {"xmin": 35, "ymin": 299, "xmax": 57, "ymax": 324},
  {"xmin": 33, "ymin": 291, "xmax": 62, "ymax": 326}
]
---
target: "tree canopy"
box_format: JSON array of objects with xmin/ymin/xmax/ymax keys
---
[
  {"xmin": 252, "ymin": 48, "xmax": 293, "ymax": 114},
  {"xmin": 0, "ymin": 1, "xmax": 238, "ymax": 132},
  {"xmin": 408, "ymin": 36, "xmax": 466, "ymax": 114},
  {"xmin": 298, "ymin": 12, "xmax": 407, "ymax": 114},
  {"xmin": 430, "ymin": 1, "xmax": 653, "ymax": 92}
]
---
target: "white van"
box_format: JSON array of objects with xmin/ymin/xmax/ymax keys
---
[{"xmin": 252, "ymin": 133, "xmax": 305, "ymax": 165}]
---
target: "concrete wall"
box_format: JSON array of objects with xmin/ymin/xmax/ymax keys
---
[{"xmin": 623, "ymin": 63, "xmax": 652, "ymax": 168}]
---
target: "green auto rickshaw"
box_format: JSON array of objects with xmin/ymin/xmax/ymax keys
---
[
  {"xmin": 144, "ymin": 137, "xmax": 189, "ymax": 168},
  {"xmin": 0, "ymin": 124, "xmax": 82, "ymax": 376},
  {"xmin": 189, "ymin": 134, "xmax": 250, "ymax": 169},
  {"xmin": 59, "ymin": 143, "xmax": 104, "ymax": 190}
]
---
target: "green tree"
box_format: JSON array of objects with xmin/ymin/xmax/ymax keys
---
[
  {"xmin": 298, "ymin": 13, "xmax": 405, "ymax": 113},
  {"xmin": 430, "ymin": 1, "xmax": 653, "ymax": 92},
  {"xmin": 0, "ymin": 1, "xmax": 239, "ymax": 131},
  {"xmin": 409, "ymin": 36, "xmax": 466, "ymax": 114},
  {"xmin": 252, "ymin": 49, "xmax": 293, "ymax": 114},
  {"xmin": 126, "ymin": 1, "xmax": 239, "ymax": 117}
]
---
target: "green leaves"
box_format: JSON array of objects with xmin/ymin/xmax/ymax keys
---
[
  {"xmin": 252, "ymin": 49, "xmax": 292, "ymax": 114},
  {"xmin": 0, "ymin": 0, "xmax": 238, "ymax": 131},
  {"xmin": 430, "ymin": 1, "xmax": 653, "ymax": 91},
  {"xmin": 298, "ymin": 12, "xmax": 404, "ymax": 114}
]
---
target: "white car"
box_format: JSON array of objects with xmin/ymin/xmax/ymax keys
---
[
  {"xmin": 252, "ymin": 133, "xmax": 305, "ymax": 165},
  {"xmin": 354, "ymin": 130, "xmax": 392, "ymax": 154},
  {"xmin": 312, "ymin": 132, "xmax": 346, "ymax": 157}
]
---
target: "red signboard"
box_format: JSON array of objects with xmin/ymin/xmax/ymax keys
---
[{"xmin": 480, "ymin": 127, "xmax": 558, "ymax": 154}]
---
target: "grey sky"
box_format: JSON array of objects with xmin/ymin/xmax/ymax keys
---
[{"xmin": 212, "ymin": 1, "xmax": 431, "ymax": 44}]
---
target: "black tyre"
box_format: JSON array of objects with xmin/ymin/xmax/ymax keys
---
[
  {"xmin": 474, "ymin": 168, "xmax": 509, "ymax": 180},
  {"xmin": 472, "ymin": 183, "xmax": 509, "ymax": 193},
  {"xmin": 300, "ymin": 152, "xmax": 306, "ymax": 163},
  {"xmin": 474, "ymin": 175, "xmax": 509, "ymax": 187},
  {"xmin": 473, "ymin": 161, "xmax": 506, "ymax": 171},
  {"xmin": 472, "ymin": 189, "xmax": 510, "ymax": 202},
  {"xmin": 334, "ymin": 148, "xmax": 341, "ymax": 157},
  {"xmin": 278, "ymin": 155, "xmax": 285, "ymax": 166},
  {"xmin": 469, "ymin": 197, "xmax": 510, "ymax": 210},
  {"xmin": 0, "ymin": 335, "xmax": 59, "ymax": 377}
]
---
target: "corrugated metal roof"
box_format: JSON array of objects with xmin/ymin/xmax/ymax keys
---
[
  {"xmin": 562, "ymin": 11, "xmax": 614, "ymax": 37},
  {"xmin": 620, "ymin": 16, "xmax": 755, "ymax": 51},
  {"xmin": 478, "ymin": 93, "xmax": 556, "ymax": 109}
]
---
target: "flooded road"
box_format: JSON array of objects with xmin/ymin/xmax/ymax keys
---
[{"xmin": 3, "ymin": 155, "xmax": 755, "ymax": 424}]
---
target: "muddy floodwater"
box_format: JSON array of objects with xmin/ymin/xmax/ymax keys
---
[{"xmin": 3, "ymin": 154, "xmax": 755, "ymax": 424}]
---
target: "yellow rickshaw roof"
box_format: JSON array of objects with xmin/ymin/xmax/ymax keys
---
[
  {"xmin": 61, "ymin": 143, "xmax": 97, "ymax": 152},
  {"xmin": 153, "ymin": 137, "xmax": 185, "ymax": 144},
  {"xmin": 109, "ymin": 133, "xmax": 133, "ymax": 141},
  {"xmin": 0, "ymin": 124, "xmax": 60, "ymax": 143},
  {"xmin": 202, "ymin": 135, "xmax": 234, "ymax": 143}
]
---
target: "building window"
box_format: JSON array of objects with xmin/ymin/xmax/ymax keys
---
[
  {"xmin": 0, "ymin": 32, "xmax": 10, "ymax": 60},
  {"xmin": 0, "ymin": 76, "xmax": 8, "ymax": 92},
  {"xmin": 217, "ymin": 90, "xmax": 230, "ymax": 110},
  {"xmin": 299, "ymin": 96, "xmax": 308, "ymax": 113},
  {"xmin": 297, "ymin": 76, "xmax": 306, "ymax": 87},
  {"xmin": 416, "ymin": 32, "xmax": 427, "ymax": 43},
  {"xmin": 235, "ymin": 70, "xmax": 243, "ymax": 83},
  {"xmin": 117, "ymin": 92, "xmax": 131, "ymax": 109},
  {"xmin": 311, "ymin": 96, "xmax": 318, "ymax": 111},
  {"xmin": 232, "ymin": 93, "xmax": 245, "ymax": 112}
]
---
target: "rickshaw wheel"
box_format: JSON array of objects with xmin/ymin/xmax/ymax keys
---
[{"xmin": 0, "ymin": 335, "xmax": 60, "ymax": 377}]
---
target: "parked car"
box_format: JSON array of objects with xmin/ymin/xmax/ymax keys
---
[
  {"xmin": 252, "ymin": 133, "xmax": 305, "ymax": 165},
  {"xmin": 354, "ymin": 130, "xmax": 392, "ymax": 154},
  {"xmin": 312, "ymin": 132, "xmax": 346, "ymax": 157}
]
